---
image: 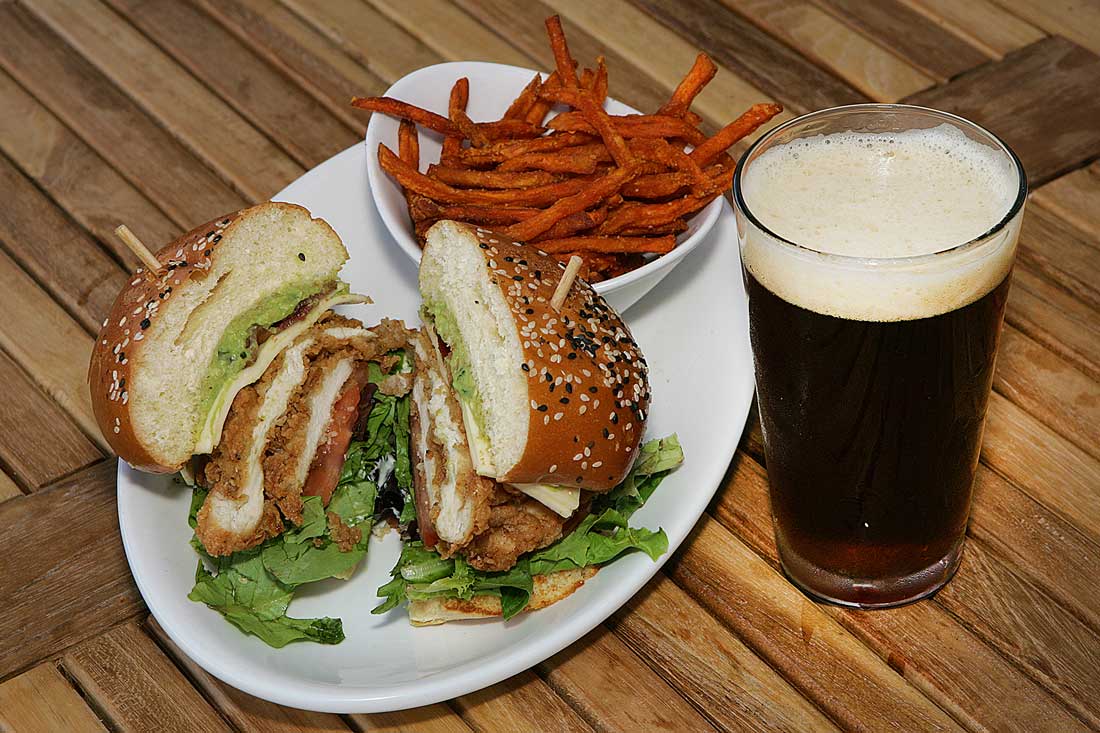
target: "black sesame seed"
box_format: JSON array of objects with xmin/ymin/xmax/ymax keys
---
[
  {"xmin": 602, "ymin": 427, "xmax": 610, "ymax": 438},
  {"xmin": 504, "ymin": 256, "xmax": 514, "ymax": 262},
  {"xmin": 521, "ymin": 363, "xmax": 530, "ymax": 372},
  {"xmin": 525, "ymin": 308, "xmax": 534, "ymax": 315},
  {"xmin": 519, "ymin": 259, "xmax": 527, "ymax": 265},
  {"xmin": 567, "ymin": 352, "xmax": 577, "ymax": 360},
  {"xmin": 534, "ymin": 270, "xmax": 542, "ymax": 280},
  {"xmin": 610, "ymin": 412, "xmax": 619, "ymax": 424},
  {"xmin": 513, "ymin": 275, "xmax": 523, "ymax": 281},
  {"xmin": 206, "ymin": 231, "xmax": 215, "ymax": 238},
  {"xmin": 213, "ymin": 234, "xmax": 222, "ymax": 242},
  {"xmin": 479, "ymin": 243, "xmax": 489, "ymax": 249},
  {"xmin": 549, "ymin": 383, "xmax": 556, "ymax": 392},
  {"xmin": 589, "ymin": 386, "xmax": 598, "ymax": 393},
  {"xmin": 204, "ymin": 249, "xmax": 212, "ymax": 257},
  {"xmin": 559, "ymin": 397, "xmax": 569, "ymax": 404},
  {"xmin": 240, "ymin": 351, "xmax": 247, "ymax": 359},
  {"xmin": 140, "ymin": 318, "xmax": 151, "ymax": 329},
  {"xmin": 537, "ymin": 404, "xmax": 548, "ymax": 412},
  {"xmin": 565, "ymin": 383, "xmax": 573, "ymax": 393},
  {"xmin": 545, "ymin": 373, "xmax": 553, "ymax": 382},
  {"xmin": 297, "ymin": 252, "xmax": 306, "ymax": 261}
]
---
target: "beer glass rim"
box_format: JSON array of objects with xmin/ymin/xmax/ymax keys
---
[{"xmin": 732, "ymin": 103, "xmax": 1028, "ymax": 266}]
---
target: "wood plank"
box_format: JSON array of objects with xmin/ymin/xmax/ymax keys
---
[
  {"xmin": 722, "ymin": 0, "xmax": 935, "ymax": 101},
  {"xmin": 0, "ymin": 249, "xmax": 106, "ymax": 452},
  {"xmin": 899, "ymin": 0, "xmax": 1046, "ymax": 59},
  {"xmin": 0, "ymin": 469, "xmax": 22, "ymax": 502},
  {"xmin": 711, "ymin": 454, "xmax": 1091, "ymax": 731},
  {"xmin": 63, "ymin": 621, "xmax": 231, "ymax": 733},
  {"xmin": 968, "ymin": 466, "xmax": 1100, "ymax": 634},
  {"xmin": 195, "ymin": 0, "xmax": 388, "ymax": 135},
  {"xmin": 0, "ymin": 663, "xmax": 107, "ymax": 732},
  {"xmin": 0, "ymin": 460, "xmax": 143, "ymax": 680},
  {"xmin": 995, "ymin": 325, "xmax": 1100, "ymax": 460},
  {"xmin": 1033, "ymin": 163, "xmax": 1100, "ymax": 239},
  {"xmin": 812, "ymin": 0, "xmax": 991, "ymax": 78},
  {"xmin": 988, "ymin": 0, "xmax": 1100, "ymax": 56},
  {"xmin": 1016, "ymin": 202, "xmax": 1100, "ymax": 313},
  {"xmin": 0, "ymin": 153, "xmax": 128, "ymax": 333},
  {"xmin": 453, "ymin": 670, "xmax": 594, "ymax": 733},
  {"xmin": 610, "ymin": 576, "xmax": 837, "ymax": 731},
  {"xmin": 1006, "ymin": 266, "xmax": 1100, "ymax": 382},
  {"xmin": 0, "ymin": 349, "xmax": 101, "ymax": 488},
  {"xmin": 106, "ymin": 0, "xmax": 356, "ymax": 170},
  {"xmin": 667, "ymin": 518, "xmax": 963, "ymax": 731},
  {"xmin": 982, "ymin": 391, "xmax": 1100, "ymax": 544},
  {"xmin": 459, "ymin": 0, "xmax": 674, "ymax": 124},
  {"xmin": 282, "ymin": 0, "xmax": 444, "ymax": 84},
  {"xmin": 0, "ymin": 2, "xmax": 249, "ymax": 226},
  {"xmin": 537, "ymin": 625, "xmax": 722, "ymax": 733},
  {"xmin": 354, "ymin": 705, "xmax": 475, "ymax": 733},
  {"xmin": 366, "ymin": 0, "xmax": 531, "ymax": 68},
  {"xmin": 24, "ymin": 0, "xmax": 302, "ymax": 202},
  {"xmin": 903, "ymin": 36, "xmax": 1100, "ymax": 186},
  {"xmin": 146, "ymin": 617, "xmax": 353, "ymax": 733},
  {"xmin": 630, "ymin": 0, "xmax": 867, "ymax": 112},
  {"xmin": 934, "ymin": 539, "xmax": 1100, "ymax": 729},
  {"xmin": 0, "ymin": 67, "xmax": 178, "ymax": 268}
]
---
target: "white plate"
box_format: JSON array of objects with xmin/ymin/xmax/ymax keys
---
[
  {"xmin": 365, "ymin": 61, "xmax": 722, "ymax": 313},
  {"xmin": 116, "ymin": 142, "xmax": 754, "ymax": 713}
]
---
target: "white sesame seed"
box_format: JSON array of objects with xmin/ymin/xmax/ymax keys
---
[
  {"xmin": 544, "ymin": 414, "xmax": 550, "ymax": 425},
  {"xmin": 593, "ymin": 461, "xmax": 603, "ymax": 468},
  {"xmin": 573, "ymin": 453, "xmax": 583, "ymax": 461},
  {"xmin": 118, "ymin": 317, "xmax": 126, "ymax": 326},
  {"xmin": 113, "ymin": 426, "xmax": 120, "ymax": 434},
  {"xmin": 579, "ymin": 405, "xmax": 587, "ymax": 415},
  {"xmin": 549, "ymin": 464, "xmax": 557, "ymax": 473},
  {"xmin": 553, "ymin": 412, "xmax": 563, "ymax": 421}
]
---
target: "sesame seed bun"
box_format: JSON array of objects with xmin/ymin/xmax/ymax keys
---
[
  {"xmin": 88, "ymin": 202, "xmax": 350, "ymax": 473},
  {"xmin": 419, "ymin": 221, "xmax": 651, "ymax": 491}
]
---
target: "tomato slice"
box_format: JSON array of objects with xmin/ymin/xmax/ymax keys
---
[{"xmin": 302, "ymin": 382, "xmax": 361, "ymax": 505}]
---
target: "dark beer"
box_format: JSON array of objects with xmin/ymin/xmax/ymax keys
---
[
  {"xmin": 745, "ymin": 269, "xmax": 1011, "ymax": 605},
  {"xmin": 734, "ymin": 106, "xmax": 1025, "ymax": 606}
]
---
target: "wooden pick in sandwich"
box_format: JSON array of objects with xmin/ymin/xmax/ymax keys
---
[
  {"xmin": 114, "ymin": 224, "xmax": 162, "ymax": 277},
  {"xmin": 550, "ymin": 255, "xmax": 584, "ymax": 312}
]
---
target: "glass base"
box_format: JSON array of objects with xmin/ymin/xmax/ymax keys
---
[{"xmin": 777, "ymin": 535, "xmax": 965, "ymax": 609}]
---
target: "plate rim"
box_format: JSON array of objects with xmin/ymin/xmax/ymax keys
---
[{"xmin": 116, "ymin": 142, "xmax": 753, "ymax": 713}]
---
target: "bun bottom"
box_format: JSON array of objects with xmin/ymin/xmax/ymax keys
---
[{"xmin": 407, "ymin": 566, "xmax": 598, "ymax": 625}]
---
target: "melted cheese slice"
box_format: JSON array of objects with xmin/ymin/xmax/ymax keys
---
[
  {"xmin": 510, "ymin": 483, "xmax": 580, "ymax": 518},
  {"xmin": 193, "ymin": 290, "xmax": 368, "ymax": 454}
]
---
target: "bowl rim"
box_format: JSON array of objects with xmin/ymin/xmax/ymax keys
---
[{"xmin": 364, "ymin": 60, "xmax": 722, "ymax": 294}]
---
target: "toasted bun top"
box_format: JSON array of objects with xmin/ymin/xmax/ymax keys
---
[
  {"xmin": 89, "ymin": 202, "xmax": 348, "ymax": 472},
  {"xmin": 421, "ymin": 221, "xmax": 650, "ymax": 490}
]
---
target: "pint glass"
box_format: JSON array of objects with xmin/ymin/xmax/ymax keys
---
[{"xmin": 733, "ymin": 105, "xmax": 1026, "ymax": 607}]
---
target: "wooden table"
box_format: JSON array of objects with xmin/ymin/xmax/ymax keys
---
[{"xmin": 1, "ymin": 1, "xmax": 1098, "ymax": 730}]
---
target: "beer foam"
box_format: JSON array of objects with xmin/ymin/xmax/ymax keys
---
[{"xmin": 739, "ymin": 124, "xmax": 1022, "ymax": 321}]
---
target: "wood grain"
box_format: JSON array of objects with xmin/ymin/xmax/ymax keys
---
[
  {"xmin": 105, "ymin": 0, "xmax": 357, "ymax": 170},
  {"xmin": 995, "ymin": 326, "xmax": 1100, "ymax": 461},
  {"xmin": 1033, "ymin": 163, "xmax": 1100, "ymax": 238},
  {"xmin": 195, "ymin": 0, "xmax": 388, "ymax": 135},
  {"xmin": 934, "ymin": 539, "xmax": 1100, "ymax": 729},
  {"xmin": 721, "ymin": 0, "xmax": 935, "ymax": 101},
  {"xmin": 460, "ymin": 0, "xmax": 673, "ymax": 123},
  {"xmin": 0, "ymin": 153, "xmax": 128, "ymax": 333},
  {"xmin": 987, "ymin": 0, "xmax": 1100, "ymax": 56},
  {"xmin": 0, "ymin": 469, "xmax": 22, "ymax": 502},
  {"xmin": 1017, "ymin": 203, "xmax": 1100, "ymax": 313},
  {"xmin": 899, "ymin": 0, "xmax": 1045, "ymax": 58},
  {"xmin": 0, "ymin": 663, "xmax": 107, "ymax": 732},
  {"xmin": 812, "ymin": 0, "xmax": 990, "ymax": 77},
  {"xmin": 283, "ymin": 0, "xmax": 444, "ymax": 83},
  {"xmin": 904, "ymin": 36, "xmax": 1100, "ymax": 186},
  {"xmin": 712, "ymin": 454, "xmax": 1092, "ymax": 732},
  {"xmin": 0, "ymin": 349, "xmax": 101, "ymax": 488},
  {"xmin": 0, "ymin": 2, "xmax": 248, "ymax": 225},
  {"xmin": 611, "ymin": 575, "xmax": 838, "ymax": 731},
  {"xmin": 1006, "ymin": 266, "xmax": 1100, "ymax": 381},
  {"xmin": 0, "ymin": 460, "xmax": 143, "ymax": 680},
  {"xmin": 453, "ymin": 670, "xmax": 593, "ymax": 733},
  {"xmin": 0, "ymin": 68, "xmax": 178, "ymax": 268},
  {"xmin": 366, "ymin": 0, "xmax": 531, "ymax": 68},
  {"xmin": 631, "ymin": 0, "xmax": 868, "ymax": 112},
  {"xmin": 538, "ymin": 624, "xmax": 720, "ymax": 732},
  {"xmin": 353, "ymin": 705, "xmax": 475, "ymax": 733},
  {"xmin": 146, "ymin": 617, "xmax": 353, "ymax": 733},
  {"xmin": 0, "ymin": 248, "xmax": 105, "ymax": 451},
  {"xmin": 63, "ymin": 621, "xmax": 232, "ymax": 733},
  {"xmin": 24, "ymin": 0, "xmax": 303, "ymax": 203}
]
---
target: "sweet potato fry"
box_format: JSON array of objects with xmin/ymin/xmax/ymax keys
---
[
  {"xmin": 530, "ymin": 206, "xmax": 608, "ymax": 241},
  {"xmin": 580, "ymin": 67, "xmax": 595, "ymax": 91},
  {"xmin": 397, "ymin": 119, "xmax": 419, "ymax": 166},
  {"xmin": 621, "ymin": 171, "xmax": 695, "ymax": 199},
  {"xmin": 477, "ymin": 120, "xmax": 545, "ymax": 140},
  {"xmin": 592, "ymin": 57, "xmax": 608, "ymax": 105},
  {"xmin": 458, "ymin": 132, "xmax": 596, "ymax": 167},
  {"xmin": 497, "ymin": 143, "xmax": 610, "ymax": 174},
  {"xmin": 380, "ymin": 144, "xmax": 600, "ymax": 206},
  {"xmin": 503, "ymin": 165, "xmax": 639, "ymax": 241},
  {"xmin": 547, "ymin": 111, "xmax": 706, "ymax": 145},
  {"xmin": 600, "ymin": 192, "xmax": 719, "ymax": 235},
  {"xmin": 504, "ymin": 73, "xmax": 542, "ymax": 120},
  {"xmin": 545, "ymin": 15, "xmax": 579, "ymax": 87},
  {"xmin": 426, "ymin": 165, "xmax": 560, "ymax": 189},
  {"xmin": 525, "ymin": 71, "xmax": 558, "ymax": 125},
  {"xmin": 576, "ymin": 93, "xmax": 633, "ymax": 167},
  {"xmin": 409, "ymin": 197, "xmax": 540, "ymax": 225},
  {"xmin": 659, "ymin": 53, "xmax": 717, "ymax": 117},
  {"xmin": 690, "ymin": 102, "xmax": 783, "ymax": 165},
  {"xmin": 442, "ymin": 79, "xmax": 469, "ymax": 162},
  {"xmin": 549, "ymin": 251, "xmax": 629, "ymax": 282},
  {"xmin": 536, "ymin": 235, "xmax": 676, "ymax": 254},
  {"xmin": 351, "ymin": 96, "xmax": 458, "ymax": 136},
  {"xmin": 618, "ymin": 219, "xmax": 689, "ymax": 237}
]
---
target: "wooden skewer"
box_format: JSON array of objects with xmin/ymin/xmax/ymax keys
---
[
  {"xmin": 114, "ymin": 224, "xmax": 162, "ymax": 275},
  {"xmin": 551, "ymin": 255, "xmax": 584, "ymax": 312}
]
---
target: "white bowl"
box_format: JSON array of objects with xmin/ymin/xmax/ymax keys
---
[{"xmin": 365, "ymin": 61, "xmax": 721, "ymax": 313}]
